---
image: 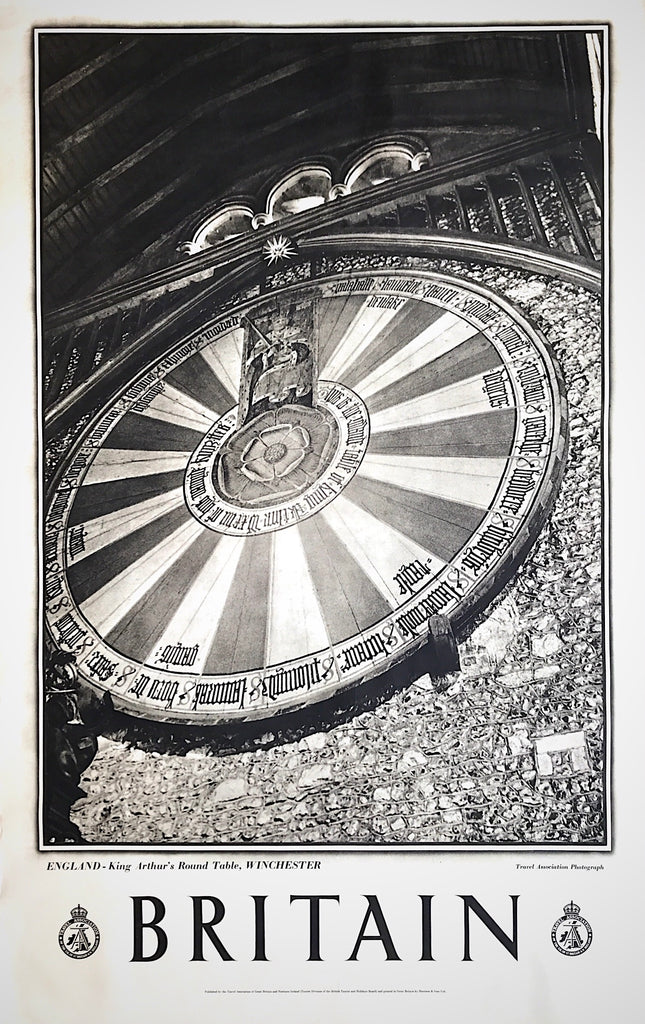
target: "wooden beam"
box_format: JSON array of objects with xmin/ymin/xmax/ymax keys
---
[
  {"xmin": 42, "ymin": 40, "xmax": 242, "ymax": 165},
  {"xmin": 40, "ymin": 38, "xmax": 139, "ymax": 105},
  {"xmin": 70, "ymin": 320, "xmax": 101, "ymax": 389},
  {"xmin": 44, "ymin": 327, "xmax": 79, "ymax": 403},
  {"xmin": 579, "ymin": 134, "xmax": 603, "ymax": 207},
  {"xmin": 44, "ymin": 168, "xmax": 197, "ymax": 302},
  {"xmin": 514, "ymin": 166, "xmax": 549, "ymax": 247},
  {"xmin": 547, "ymin": 155, "xmax": 594, "ymax": 259},
  {"xmin": 423, "ymin": 195, "xmax": 436, "ymax": 229},
  {"xmin": 303, "ymin": 230, "xmax": 602, "ymax": 293},
  {"xmin": 452, "ymin": 185, "xmax": 471, "ymax": 231},
  {"xmin": 483, "ymin": 175, "xmax": 507, "ymax": 235}
]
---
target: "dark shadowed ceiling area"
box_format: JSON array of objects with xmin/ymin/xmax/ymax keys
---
[{"xmin": 37, "ymin": 30, "xmax": 595, "ymax": 310}]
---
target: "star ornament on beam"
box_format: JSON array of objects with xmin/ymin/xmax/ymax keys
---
[{"xmin": 262, "ymin": 234, "xmax": 298, "ymax": 266}]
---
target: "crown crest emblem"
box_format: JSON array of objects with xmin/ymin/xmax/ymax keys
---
[
  {"xmin": 70, "ymin": 904, "xmax": 88, "ymax": 920},
  {"xmin": 563, "ymin": 901, "xmax": 580, "ymax": 916}
]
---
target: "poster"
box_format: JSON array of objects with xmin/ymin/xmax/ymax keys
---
[{"xmin": 1, "ymin": 2, "xmax": 643, "ymax": 1022}]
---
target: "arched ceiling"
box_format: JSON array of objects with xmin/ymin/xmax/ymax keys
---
[{"xmin": 37, "ymin": 29, "xmax": 595, "ymax": 310}]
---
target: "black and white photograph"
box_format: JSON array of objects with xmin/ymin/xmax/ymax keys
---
[{"xmin": 38, "ymin": 24, "xmax": 608, "ymax": 849}]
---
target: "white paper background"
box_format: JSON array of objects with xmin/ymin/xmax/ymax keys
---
[{"xmin": 1, "ymin": 2, "xmax": 643, "ymax": 1021}]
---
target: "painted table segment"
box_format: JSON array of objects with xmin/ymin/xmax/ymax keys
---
[{"xmin": 45, "ymin": 269, "xmax": 567, "ymax": 723}]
